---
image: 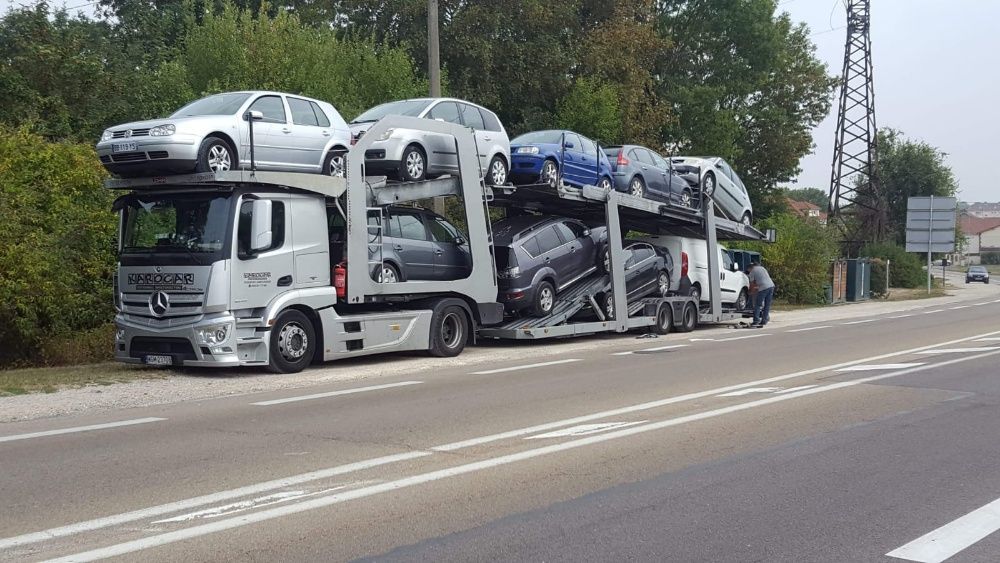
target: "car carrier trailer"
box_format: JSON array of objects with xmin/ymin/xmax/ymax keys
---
[{"xmin": 106, "ymin": 116, "xmax": 772, "ymax": 373}]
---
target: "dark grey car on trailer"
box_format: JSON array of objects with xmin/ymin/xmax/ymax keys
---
[{"xmin": 603, "ymin": 145, "xmax": 695, "ymax": 208}]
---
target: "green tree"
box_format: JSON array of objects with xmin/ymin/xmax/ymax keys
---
[
  {"xmin": 876, "ymin": 128, "xmax": 958, "ymax": 245},
  {"xmin": 744, "ymin": 213, "xmax": 838, "ymax": 304},
  {"xmin": 555, "ymin": 78, "xmax": 622, "ymax": 144}
]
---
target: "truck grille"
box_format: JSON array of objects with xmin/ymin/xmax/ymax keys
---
[
  {"xmin": 121, "ymin": 291, "xmax": 206, "ymax": 321},
  {"xmin": 112, "ymin": 128, "xmax": 151, "ymax": 138}
]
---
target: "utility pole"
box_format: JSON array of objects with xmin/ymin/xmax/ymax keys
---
[
  {"xmin": 828, "ymin": 0, "xmax": 884, "ymax": 255},
  {"xmin": 428, "ymin": 0, "xmax": 444, "ymax": 214}
]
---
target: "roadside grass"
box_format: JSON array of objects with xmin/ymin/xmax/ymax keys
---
[
  {"xmin": 883, "ymin": 286, "xmax": 948, "ymax": 301},
  {"xmin": 0, "ymin": 363, "xmax": 169, "ymax": 396}
]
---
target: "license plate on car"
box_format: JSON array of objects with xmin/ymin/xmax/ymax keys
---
[
  {"xmin": 113, "ymin": 142, "xmax": 138, "ymax": 153},
  {"xmin": 144, "ymin": 355, "xmax": 173, "ymax": 366}
]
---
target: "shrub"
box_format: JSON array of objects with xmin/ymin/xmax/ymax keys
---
[
  {"xmin": 860, "ymin": 243, "xmax": 924, "ymax": 288},
  {"xmin": 0, "ymin": 127, "xmax": 116, "ymax": 367},
  {"xmin": 742, "ymin": 213, "xmax": 839, "ymax": 304},
  {"xmin": 981, "ymin": 252, "xmax": 1000, "ymax": 265}
]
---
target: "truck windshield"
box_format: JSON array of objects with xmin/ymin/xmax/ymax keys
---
[{"xmin": 119, "ymin": 194, "xmax": 232, "ymax": 265}]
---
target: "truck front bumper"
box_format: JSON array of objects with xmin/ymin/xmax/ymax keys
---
[{"xmin": 114, "ymin": 312, "xmax": 251, "ymax": 368}]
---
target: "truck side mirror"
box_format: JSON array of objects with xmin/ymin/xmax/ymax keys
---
[{"xmin": 250, "ymin": 199, "xmax": 273, "ymax": 252}]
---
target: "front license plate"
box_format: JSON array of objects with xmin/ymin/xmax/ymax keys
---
[
  {"xmin": 113, "ymin": 142, "xmax": 138, "ymax": 153},
  {"xmin": 144, "ymin": 355, "xmax": 173, "ymax": 366}
]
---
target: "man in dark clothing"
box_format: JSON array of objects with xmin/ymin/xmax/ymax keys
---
[{"xmin": 747, "ymin": 262, "xmax": 775, "ymax": 328}]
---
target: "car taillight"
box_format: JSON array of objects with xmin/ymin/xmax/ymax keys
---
[
  {"xmin": 616, "ymin": 152, "xmax": 629, "ymax": 167},
  {"xmin": 334, "ymin": 263, "xmax": 347, "ymax": 298},
  {"xmin": 681, "ymin": 251, "xmax": 689, "ymax": 278}
]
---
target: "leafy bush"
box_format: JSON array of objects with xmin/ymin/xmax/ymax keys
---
[
  {"xmin": 742, "ymin": 213, "xmax": 838, "ymax": 304},
  {"xmin": 860, "ymin": 243, "xmax": 924, "ymax": 288},
  {"xmin": 981, "ymin": 252, "xmax": 1000, "ymax": 265},
  {"xmin": 0, "ymin": 127, "xmax": 116, "ymax": 367}
]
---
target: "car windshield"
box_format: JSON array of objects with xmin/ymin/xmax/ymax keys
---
[
  {"xmin": 512, "ymin": 131, "xmax": 565, "ymax": 145},
  {"xmin": 119, "ymin": 194, "xmax": 233, "ymax": 265},
  {"xmin": 970, "ymin": 266, "xmax": 987, "ymax": 273},
  {"xmin": 170, "ymin": 93, "xmax": 253, "ymax": 117},
  {"xmin": 351, "ymin": 100, "xmax": 432, "ymax": 123}
]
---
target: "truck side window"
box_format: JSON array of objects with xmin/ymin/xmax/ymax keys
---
[{"xmin": 238, "ymin": 200, "xmax": 285, "ymax": 258}]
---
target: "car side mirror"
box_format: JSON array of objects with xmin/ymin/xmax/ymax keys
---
[
  {"xmin": 454, "ymin": 236, "xmax": 466, "ymax": 245},
  {"xmin": 731, "ymin": 263, "xmax": 739, "ymax": 272},
  {"xmin": 249, "ymin": 200, "xmax": 273, "ymax": 253},
  {"xmin": 244, "ymin": 110, "xmax": 264, "ymax": 122},
  {"xmin": 563, "ymin": 141, "xmax": 575, "ymax": 149},
  {"xmin": 582, "ymin": 229, "xmax": 591, "ymax": 237}
]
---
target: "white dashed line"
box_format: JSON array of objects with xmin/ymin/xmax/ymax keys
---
[
  {"xmin": 250, "ymin": 381, "xmax": 423, "ymax": 406},
  {"xmin": 917, "ymin": 347, "xmax": 999, "ymax": 355},
  {"xmin": 949, "ymin": 305, "xmax": 970, "ymax": 310},
  {"xmin": 690, "ymin": 333, "xmax": 771, "ymax": 342},
  {"xmin": 0, "ymin": 418, "xmax": 166, "ymax": 444},
  {"xmin": 889, "ymin": 314, "xmax": 914, "ymax": 319},
  {"xmin": 842, "ymin": 319, "xmax": 877, "ymax": 325},
  {"xmin": 775, "ymin": 385, "xmax": 819, "ymax": 394},
  {"xmin": 470, "ymin": 358, "xmax": 582, "ymax": 375},
  {"xmin": 786, "ymin": 326, "xmax": 832, "ymax": 333},
  {"xmin": 612, "ymin": 344, "xmax": 689, "ymax": 356},
  {"xmin": 835, "ymin": 363, "xmax": 925, "ymax": 372},
  {"xmin": 887, "ymin": 495, "xmax": 1000, "ymax": 563}
]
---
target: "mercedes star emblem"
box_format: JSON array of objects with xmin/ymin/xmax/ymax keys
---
[{"xmin": 149, "ymin": 291, "xmax": 170, "ymax": 317}]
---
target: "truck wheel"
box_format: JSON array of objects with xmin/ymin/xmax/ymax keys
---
[
  {"xmin": 268, "ymin": 309, "xmax": 315, "ymax": 374},
  {"xmin": 652, "ymin": 303, "xmax": 672, "ymax": 335},
  {"xmin": 736, "ymin": 288, "xmax": 749, "ymax": 311},
  {"xmin": 678, "ymin": 302, "xmax": 698, "ymax": 333},
  {"xmin": 689, "ymin": 283, "xmax": 702, "ymax": 303},
  {"xmin": 531, "ymin": 281, "xmax": 556, "ymax": 317},
  {"xmin": 429, "ymin": 305, "xmax": 469, "ymax": 357}
]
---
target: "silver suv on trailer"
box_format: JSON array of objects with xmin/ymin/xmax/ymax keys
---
[
  {"xmin": 349, "ymin": 98, "xmax": 511, "ymax": 186},
  {"xmin": 97, "ymin": 91, "xmax": 352, "ymax": 178}
]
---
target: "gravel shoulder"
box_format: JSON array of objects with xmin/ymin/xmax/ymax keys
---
[{"xmin": 1, "ymin": 276, "xmax": 996, "ymax": 424}]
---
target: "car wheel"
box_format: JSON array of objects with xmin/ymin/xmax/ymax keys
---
[
  {"xmin": 323, "ymin": 149, "xmax": 347, "ymax": 177},
  {"xmin": 428, "ymin": 304, "xmax": 469, "ymax": 357},
  {"xmin": 196, "ymin": 137, "xmax": 233, "ymax": 173},
  {"xmin": 599, "ymin": 246, "xmax": 611, "ymax": 274},
  {"xmin": 598, "ymin": 176, "xmax": 613, "ymax": 190},
  {"xmin": 741, "ymin": 212, "xmax": 752, "ymax": 226},
  {"xmin": 657, "ymin": 270, "xmax": 671, "ymax": 297},
  {"xmin": 377, "ymin": 263, "xmax": 400, "ymax": 283},
  {"xmin": 702, "ymin": 172, "xmax": 716, "ymax": 196},
  {"xmin": 629, "ymin": 176, "xmax": 645, "ymax": 198},
  {"xmin": 531, "ymin": 281, "xmax": 556, "ymax": 317},
  {"xmin": 603, "ymin": 292, "xmax": 615, "ymax": 319},
  {"xmin": 487, "ymin": 155, "xmax": 508, "ymax": 186},
  {"xmin": 680, "ymin": 188, "xmax": 693, "ymax": 208},
  {"xmin": 540, "ymin": 159, "xmax": 559, "ymax": 188},
  {"xmin": 652, "ymin": 303, "xmax": 672, "ymax": 335},
  {"xmin": 400, "ymin": 145, "xmax": 426, "ymax": 182},
  {"xmin": 679, "ymin": 302, "xmax": 698, "ymax": 332},
  {"xmin": 736, "ymin": 288, "xmax": 749, "ymax": 311},
  {"xmin": 689, "ymin": 283, "xmax": 702, "ymax": 303},
  {"xmin": 267, "ymin": 309, "xmax": 315, "ymax": 374}
]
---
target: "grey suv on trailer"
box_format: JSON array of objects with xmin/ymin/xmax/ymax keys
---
[{"xmin": 493, "ymin": 215, "xmax": 608, "ymax": 316}]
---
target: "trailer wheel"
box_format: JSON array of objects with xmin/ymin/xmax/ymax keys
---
[
  {"xmin": 268, "ymin": 309, "xmax": 315, "ymax": 374},
  {"xmin": 429, "ymin": 305, "xmax": 469, "ymax": 357},
  {"xmin": 678, "ymin": 302, "xmax": 698, "ymax": 333},
  {"xmin": 652, "ymin": 303, "xmax": 672, "ymax": 335}
]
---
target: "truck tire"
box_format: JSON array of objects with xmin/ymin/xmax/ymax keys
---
[
  {"xmin": 268, "ymin": 309, "xmax": 315, "ymax": 373},
  {"xmin": 678, "ymin": 302, "xmax": 698, "ymax": 333},
  {"xmin": 652, "ymin": 303, "xmax": 672, "ymax": 335},
  {"xmin": 428, "ymin": 304, "xmax": 469, "ymax": 357}
]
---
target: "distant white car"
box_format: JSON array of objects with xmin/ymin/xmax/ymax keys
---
[
  {"xmin": 96, "ymin": 91, "xmax": 352, "ymax": 178},
  {"xmin": 672, "ymin": 157, "xmax": 754, "ymax": 225}
]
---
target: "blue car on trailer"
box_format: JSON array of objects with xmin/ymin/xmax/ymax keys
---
[{"xmin": 509, "ymin": 130, "xmax": 614, "ymax": 190}]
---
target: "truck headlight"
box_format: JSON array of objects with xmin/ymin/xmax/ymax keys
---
[
  {"xmin": 375, "ymin": 128, "xmax": 395, "ymax": 142},
  {"xmin": 196, "ymin": 323, "xmax": 230, "ymax": 345},
  {"xmin": 516, "ymin": 146, "xmax": 539, "ymax": 155},
  {"xmin": 149, "ymin": 124, "xmax": 176, "ymax": 136},
  {"xmin": 115, "ymin": 328, "xmax": 126, "ymax": 341},
  {"xmin": 101, "ymin": 129, "xmax": 114, "ymax": 141}
]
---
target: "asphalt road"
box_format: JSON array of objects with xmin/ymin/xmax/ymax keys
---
[{"xmin": 3, "ymin": 282, "xmax": 1000, "ymax": 562}]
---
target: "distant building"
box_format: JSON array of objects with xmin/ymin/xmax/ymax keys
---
[
  {"xmin": 964, "ymin": 202, "xmax": 1000, "ymax": 218},
  {"xmin": 959, "ymin": 214, "xmax": 1000, "ymax": 264},
  {"xmin": 786, "ymin": 198, "xmax": 828, "ymax": 225}
]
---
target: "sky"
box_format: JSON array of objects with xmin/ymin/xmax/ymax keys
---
[{"xmin": 2, "ymin": 0, "xmax": 998, "ymax": 201}]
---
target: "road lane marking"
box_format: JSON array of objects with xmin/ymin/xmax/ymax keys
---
[
  {"xmin": 47, "ymin": 349, "xmax": 1000, "ymax": 563},
  {"xmin": 250, "ymin": 381, "xmax": 423, "ymax": 406},
  {"xmin": 11, "ymin": 329, "xmax": 1000, "ymax": 552},
  {"xmin": 786, "ymin": 326, "xmax": 832, "ymax": 333},
  {"xmin": 0, "ymin": 418, "xmax": 166, "ymax": 444},
  {"xmin": 889, "ymin": 314, "xmax": 914, "ymax": 319},
  {"xmin": 842, "ymin": 319, "xmax": 877, "ymax": 325},
  {"xmin": 918, "ymin": 347, "xmax": 999, "ymax": 355},
  {"xmin": 690, "ymin": 334, "xmax": 771, "ymax": 342},
  {"xmin": 150, "ymin": 489, "xmax": 339, "ymax": 523},
  {"xmin": 0, "ymin": 451, "xmax": 428, "ymax": 550},
  {"xmin": 432, "ymin": 328, "xmax": 1000, "ymax": 452},
  {"xmin": 717, "ymin": 387, "xmax": 782, "ymax": 397},
  {"xmin": 886, "ymin": 495, "xmax": 1000, "ymax": 563},
  {"xmin": 949, "ymin": 305, "xmax": 970, "ymax": 310},
  {"xmin": 470, "ymin": 358, "xmax": 581, "ymax": 375},
  {"xmin": 525, "ymin": 421, "xmax": 647, "ymax": 439},
  {"xmin": 975, "ymin": 337, "xmax": 1000, "ymax": 342},
  {"xmin": 923, "ymin": 310, "xmax": 944, "ymax": 314},
  {"xmin": 612, "ymin": 344, "xmax": 688, "ymax": 356},
  {"xmin": 776, "ymin": 385, "xmax": 819, "ymax": 393},
  {"xmin": 836, "ymin": 363, "xmax": 925, "ymax": 372}
]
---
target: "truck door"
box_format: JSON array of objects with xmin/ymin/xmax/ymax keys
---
[{"xmin": 232, "ymin": 195, "xmax": 295, "ymax": 309}]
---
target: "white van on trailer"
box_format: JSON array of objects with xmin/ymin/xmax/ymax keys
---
[
  {"xmin": 106, "ymin": 116, "xmax": 773, "ymax": 373},
  {"xmin": 638, "ymin": 235, "xmax": 750, "ymax": 311}
]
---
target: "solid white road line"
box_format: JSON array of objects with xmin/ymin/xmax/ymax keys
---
[
  {"xmin": 11, "ymin": 329, "xmax": 1000, "ymax": 551},
  {"xmin": 250, "ymin": 381, "xmax": 423, "ymax": 406},
  {"xmin": 0, "ymin": 451, "xmax": 428, "ymax": 550},
  {"xmin": 776, "ymin": 385, "xmax": 819, "ymax": 394},
  {"xmin": 786, "ymin": 326, "xmax": 832, "ymax": 333},
  {"xmin": 690, "ymin": 333, "xmax": 771, "ymax": 342},
  {"xmin": 613, "ymin": 344, "xmax": 688, "ymax": 356},
  {"xmin": 0, "ymin": 418, "xmax": 166, "ymax": 444},
  {"xmin": 842, "ymin": 319, "xmax": 877, "ymax": 325},
  {"xmin": 470, "ymin": 358, "xmax": 581, "ymax": 375},
  {"xmin": 923, "ymin": 310, "xmax": 944, "ymax": 314},
  {"xmin": 432, "ymin": 328, "xmax": 1000, "ymax": 452},
  {"xmin": 918, "ymin": 347, "xmax": 999, "ymax": 355},
  {"xmin": 47, "ymin": 349, "xmax": 1000, "ymax": 563},
  {"xmin": 886, "ymin": 496, "xmax": 1000, "ymax": 563},
  {"xmin": 835, "ymin": 363, "xmax": 925, "ymax": 372},
  {"xmin": 526, "ymin": 421, "xmax": 647, "ymax": 439},
  {"xmin": 717, "ymin": 387, "xmax": 782, "ymax": 397},
  {"xmin": 975, "ymin": 337, "xmax": 1000, "ymax": 342}
]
